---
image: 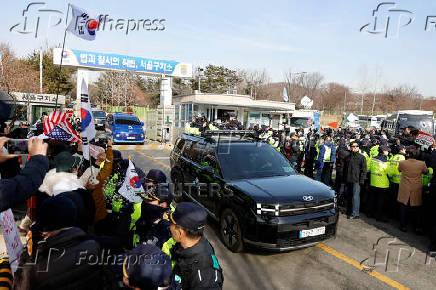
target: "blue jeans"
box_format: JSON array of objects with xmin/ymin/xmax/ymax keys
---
[
  {"xmin": 350, "ymin": 183, "xmax": 361, "ymax": 217},
  {"xmin": 315, "ymin": 167, "xmax": 323, "ymax": 181}
]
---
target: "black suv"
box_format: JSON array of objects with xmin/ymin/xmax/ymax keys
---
[{"xmin": 170, "ymin": 131, "xmax": 338, "ymax": 252}]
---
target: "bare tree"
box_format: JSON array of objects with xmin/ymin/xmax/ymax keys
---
[
  {"xmin": 96, "ymin": 71, "xmax": 137, "ymax": 108},
  {"xmin": 284, "ymin": 70, "xmax": 324, "ymax": 107},
  {"xmin": 356, "ymin": 65, "xmax": 370, "ymax": 113},
  {"xmin": 0, "ymin": 43, "xmax": 40, "ymax": 93},
  {"xmin": 239, "ymin": 69, "xmax": 270, "ymax": 99}
]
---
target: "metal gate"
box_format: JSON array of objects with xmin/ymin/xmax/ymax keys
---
[{"xmin": 145, "ymin": 110, "xmax": 158, "ymax": 140}]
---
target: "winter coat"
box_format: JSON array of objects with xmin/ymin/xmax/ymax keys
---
[
  {"xmin": 425, "ymin": 150, "xmax": 436, "ymax": 183},
  {"xmin": 343, "ymin": 151, "xmax": 367, "ymax": 184},
  {"xmin": 39, "ymin": 169, "xmax": 83, "ymax": 197},
  {"xmin": 317, "ymin": 142, "xmax": 336, "ymax": 167},
  {"xmin": 91, "ymin": 146, "xmax": 113, "ymax": 223},
  {"xmin": 0, "ymin": 155, "xmax": 49, "ymax": 212},
  {"xmin": 285, "ymin": 139, "xmax": 300, "ymax": 163},
  {"xmin": 336, "ymin": 146, "xmax": 350, "ymax": 178},
  {"xmin": 171, "ymin": 237, "xmax": 223, "ymax": 290},
  {"xmin": 37, "ymin": 168, "xmax": 96, "ymax": 231},
  {"xmin": 58, "ymin": 189, "xmax": 95, "ymax": 232},
  {"xmin": 13, "ymin": 227, "xmax": 103, "ymax": 290},
  {"xmin": 397, "ymin": 159, "xmax": 428, "ymax": 206}
]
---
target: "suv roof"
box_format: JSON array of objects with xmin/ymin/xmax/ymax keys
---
[{"xmin": 182, "ymin": 130, "xmax": 261, "ymax": 144}]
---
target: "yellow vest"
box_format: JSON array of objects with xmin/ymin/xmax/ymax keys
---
[
  {"xmin": 130, "ymin": 202, "xmax": 142, "ymax": 247},
  {"xmin": 388, "ymin": 154, "xmax": 405, "ymax": 184},
  {"xmin": 370, "ymin": 158, "xmax": 390, "ymax": 188},
  {"xmin": 323, "ymin": 146, "xmax": 332, "ymax": 162}
]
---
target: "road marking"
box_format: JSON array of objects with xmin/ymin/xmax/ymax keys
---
[
  {"xmin": 317, "ymin": 243, "xmax": 409, "ymax": 290},
  {"xmin": 113, "ymin": 144, "xmax": 172, "ymax": 151},
  {"xmin": 134, "ymin": 150, "xmax": 170, "ymax": 169}
]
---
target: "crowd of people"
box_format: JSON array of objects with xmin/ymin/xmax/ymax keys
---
[
  {"xmin": 2, "ymin": 104, "xmax": 436, "ymax": 288},
  {"xmin": 0, "ymin": 104, "xmax": 224, "ymax": 289}
]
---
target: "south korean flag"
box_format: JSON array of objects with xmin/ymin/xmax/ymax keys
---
[{"xmin": 67, "ymin": 4, "xmax": 100, "ymax": 41}]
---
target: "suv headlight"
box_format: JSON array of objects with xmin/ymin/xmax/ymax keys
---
[
  {"xmin": 256, "ymin": 203, "xmax": 279, "ymax": 216},
  {"xmin": 116, "ymin": 133, "xmax": 121, "ymax": 138}
]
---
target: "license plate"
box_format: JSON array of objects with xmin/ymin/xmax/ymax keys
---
[
  {"xmin": 299, "ymin": 226, "xmax": 325, "ymax": 238},
  {"xmin": 127, "ymin": 137, "xmax": 136, "ymax": 140}
]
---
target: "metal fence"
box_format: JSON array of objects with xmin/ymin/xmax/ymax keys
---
[{"xmin": 107, "ymin": 106, "xmax": 158, "ymax": 140}]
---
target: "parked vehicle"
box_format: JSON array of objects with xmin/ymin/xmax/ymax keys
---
[
  {"xmin": 381, "ymin": 110, "xmax": 435, "ymax": 135},
  {"xmin": 92, "ymin": 110, "xmax": 106, "ymax": 130},
  {"xmin": 170, "ymin": 130, "xmax": 338, "ymax": 252},
  {"xmin": 289, "ymin": 110, "xmax": 321, "ymax": 134},
  {"xmin": 107, "ymin": 112, "xmax": 145, "ymax": 144}
]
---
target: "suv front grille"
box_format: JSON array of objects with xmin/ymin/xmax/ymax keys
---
[{"xmin": 279, "ymin": 200, "xmax": 334, "ymax": 216}]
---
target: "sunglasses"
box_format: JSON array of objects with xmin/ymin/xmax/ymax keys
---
[{"xmin": 351, "ymin": 145, "xmax": 359, "ymax": 148}]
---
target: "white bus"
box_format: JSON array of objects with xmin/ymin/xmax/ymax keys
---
[{"xmin": 381, "ymin": 110, "xmax": 434, "ymax": 135}]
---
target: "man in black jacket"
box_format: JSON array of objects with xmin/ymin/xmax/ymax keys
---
[
  {"xmin": 335, "ymin": 139, "xmax": 350, "ymax": 207},
  {"xmin": 169, "ymin": 202, "xmax": 223, "ymax": 290},
  {"xmin": 14, "ymin": 195, "xmax": 103, "ymax": 290},
  {"xmin": 343, "ymin": 141, "xmax": 367, "ymax": 219},
  {"xmin": 425, "ymin": 141, "xmax": 436, "ymax": 253},
  {"xmin": 0, "ymin": 137, "xmax": 48, "ymax": 212}
]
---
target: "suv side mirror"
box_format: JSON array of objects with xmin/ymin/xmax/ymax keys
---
[{"xmin": 141, "ymin": 122, "xmax": 144, "ymax": 126}]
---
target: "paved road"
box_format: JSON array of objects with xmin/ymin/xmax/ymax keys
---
[{"xmin": 125, "ymin": 146, "xmax": 436, "ymax": 290}]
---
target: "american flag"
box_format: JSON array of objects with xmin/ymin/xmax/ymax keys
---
[{"xmin": 43, "ymin": 111, "xmax": 81, "ymax": 142}]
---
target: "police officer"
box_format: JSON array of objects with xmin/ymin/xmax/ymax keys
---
[
  {"xmin": 169, "ymin": 202, "xmax": 223, "ymax": 289},
  {"xmin": 369, "ymin": 145, "xmax": 390, "ymax": 222},
  {"xmin": 135, "ymin": 185, "xmax": 173, "ymax": 249},
  {"xmin": 387, "ymin": 144, "xmax": 406, "ymax": 218},
  {"xmin": 318, "ymin": 136, "xmax": 336, "ymax": 185}
]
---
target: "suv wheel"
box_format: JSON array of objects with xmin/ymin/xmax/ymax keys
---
[
  {"xmin": 172, "ymin": 171, "xmax": 185, "ymax": 203},
  {"xmin": 220, "ymin": 209, "xmax": 244, "ymax": 252}
]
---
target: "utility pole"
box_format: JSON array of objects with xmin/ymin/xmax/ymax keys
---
[
  {"xmin": 343, "ymin": 91, "xmax": 347, "ymax": 113},
  {"xmin": 39, "ymin": 48, "xmax": 43, "ymax": 93},
  {"xmin": 371, "ymin": 66, "xmax": 379, "ymax": 116}
]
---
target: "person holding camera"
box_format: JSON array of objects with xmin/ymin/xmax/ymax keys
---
[{"xmin": 0, "ymin": 137, "xmax": 49, "ymax": 212}]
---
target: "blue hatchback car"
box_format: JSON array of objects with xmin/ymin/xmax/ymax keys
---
[{"xmin": 108, "ymin": 113, "xmax": 145, "ymax": 144}]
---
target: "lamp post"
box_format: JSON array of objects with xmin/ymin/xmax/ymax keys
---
[{"xmin": 197, "ymin": 67, "xmax": 204, "ymax": 93}]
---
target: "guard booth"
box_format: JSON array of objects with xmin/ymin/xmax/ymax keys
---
[
  {"xmin": 53, "ymin": 48, "xmax": 193, "ymax": 142},
  {"xmin": 145, "ymin": 110, "xmax": 158, "ymax": 140},
  {"xmin": 0, "ymin": 91, "xmax": 66, "ymax": 124}
]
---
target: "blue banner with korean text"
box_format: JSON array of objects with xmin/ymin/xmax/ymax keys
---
[{"xmin": 53, "ymin": 48, "xmax": 193, "ymax": 78}]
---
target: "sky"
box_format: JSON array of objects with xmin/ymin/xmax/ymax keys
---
[{"xmin": 2, "ymin": 0, "xmax": 436, "ymax": 96}]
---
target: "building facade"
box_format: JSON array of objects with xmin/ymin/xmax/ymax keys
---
[
  {"xmin": 172, "ymin": 92, "xmax": 295, "ymax": 130},
  {"xmin": 0, "ymin": 91, "xmax": 66, "ymax": 124}
]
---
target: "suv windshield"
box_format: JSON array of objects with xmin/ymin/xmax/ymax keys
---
[
  {"xmin": 217, "ymin": 143, "xmax": 295, "ymax": 180},
  {"xmin": 115, "ymin": 118, "xmax": 141, "ymax": 126},
  {"xmin": 92, "ymin": 111, "xmax": 106, "ymax": 119},
  {"xmin": 290, "ymin": 117, "xmax": 311, "ymax": 128}
]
